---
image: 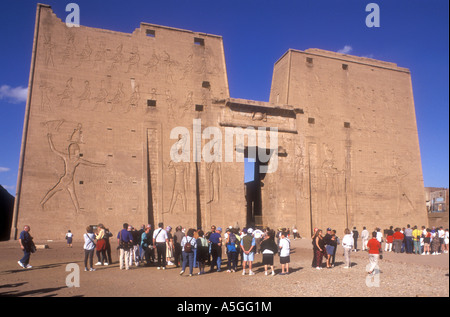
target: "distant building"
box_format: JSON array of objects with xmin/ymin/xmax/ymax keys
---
[
  {"xmin": 11, "ymin": 4, "xmax": 428, "ymax": 240},
  {"xmin": 426, "ymin": 187, "xmax": 449, "ymax": 228},
  {"xmin": 0, "ymin": 185, "xmax": 14, "ymax": 240}
]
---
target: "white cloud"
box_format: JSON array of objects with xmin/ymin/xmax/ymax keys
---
[
  {"xmin": 0, "ymin": 167, "xmax": 11, "ymax": 172},
  {"xmin": 362, "ymin": 54, "xmax": 375, "ymax": 59},
  {"xmin": 0, "ymin": 85, "xmax": 28, "ymax": 103},
  {"xmin": 1, "ymin": 185, "xmax": 16, "ymax": 194},
  {"xmin": 337, "ymin": 45, "xmax": 353, "ymax": 55}
]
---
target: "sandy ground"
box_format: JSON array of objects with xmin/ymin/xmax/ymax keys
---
[{"xmin": 0, "ymin": 238, "xmax": 448, "ymax": 299}]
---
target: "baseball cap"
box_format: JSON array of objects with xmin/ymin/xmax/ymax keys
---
[{"xmin": 247, "ymin": 228, "xmax": 254, "ymax": 234}]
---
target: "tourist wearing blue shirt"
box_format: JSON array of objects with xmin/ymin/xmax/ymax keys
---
[
  {"xmin": 208, "ymin": 227, "xmax": 222, "ymax": 272},
  {"xmin": 18, "ymin": 225, "xmax": 34, "ymax": 269},
  {"xmin": 117, "ymin": 223, "xmax": 133, "ymax": 270}
]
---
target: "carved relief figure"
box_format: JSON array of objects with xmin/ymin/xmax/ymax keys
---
[
  {"xmin": 68, "ymin": 123, "xmax": 84, "ymax": 144},
  {"xmin": 392, "ymin": 154, "xmax": 415, "ymax": 215},
  {"xmin": 43, "ymin": 33, "xmax": 55, "ymax": 67},
  {"xmin": 93, "ymin": 42, "xmax": 107, "ymax": 69},
  {"xmin": 77, "ymin": 80, "xmax": 91, "ymax": 109},
  {"xmin": 181, "ymin": 91, "xmax": 193, "ymax": 117},
  {"xmin": 201, "ymin": 87, "xmax": 210, "ymax": 109},
  {"xmin": 321, "ymin": 143, "xmax": 341, "ymax": 214},
  {"xmin": 143, "ymin": 50, "xmax": 160, "ymax": 76},
  {"xmin": 109, "ymin": 82, "xmax": 125, "ymax": 112},
  {"xmin": 75, "ymin": 37, "xmax": 93, "ymax": 68},
  {"xmin": 150, "ymin": 88, "xmax": 158, "ymax": 100},
  {"xmin": 39, "ymin": 80, "xmax": 53, "ymax": 111},
  {"xmin": 108, "ymin": 44, "xmax": 124, "ymax": 72},
  {"xmin": 57, "ymin": 78, "xmax": 74, "ymax": 107},
  {"xmin": 92, "ymin": 80, "xmax": 108, "ymax": 111},
  {"xmin": 125, "ymin": 46, "xmax": 140, "ymax": 73},
  {"xmin": 127, "ymin": 84, "xmax": 140, "ymax": 112},
  {"xmin": 252, "ymin": 112, "xmax": 267, "ymax": 122},
  {"xmin": 62, "ymin": 27, "xmax": 76, "ymax": 65},
  {"xmin": 180, "ymin": 54, "xmax": 193, "ymax": 80},
  {"xmin": 206, "ymin": 160, "xmax": 221, "ymax": 204},
  {"xmin": 167, "ymin": 160, "xmax": 189, "ymax": 215},
  {"xmin": 40, "ymin": 132, "xmax": 106, "ymax": 212},
  {"xmin": 165, "ymin": 89, "xmax": 177, "ymax": 118},
  {"xmin": 167, "ymin": 133, "xmax": 190, "ymax": 214},
  {"xmin": 294, "ymin": 143, "xmax": 308, "ymax": 199},
  {"xmin": 163, "ymin": 51, "xmax": 178, "ymax": 84}
]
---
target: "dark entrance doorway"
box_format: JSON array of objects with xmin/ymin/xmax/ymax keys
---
[{"xmin": 244, "ymin": 147, "xmax": 269, "ymax": 228}]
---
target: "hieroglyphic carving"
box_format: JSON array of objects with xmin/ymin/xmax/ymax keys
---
[
  {"xmin": 148, "ymin": 88, "xmax": 156, "ymax": 100},
  {"xmin": 57, "ymin": 78, "xmax": 74, "ymax": 107},
  {"xmin": 40, "ymin": 125, "xmax": 105, "ymax": 212}
]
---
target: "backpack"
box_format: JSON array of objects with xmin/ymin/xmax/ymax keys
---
[
  {"xmin": 228, "ymin": 233, "xmax": 237, "ymax": 245},
  {"xmin": 184, "ymin": 237, "xmax": 193, "ymax": 253}
]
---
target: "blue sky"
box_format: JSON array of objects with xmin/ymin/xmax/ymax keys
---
[{"xmin": 0, "ymin": 0, "xmax": 448, "ymax": 196}]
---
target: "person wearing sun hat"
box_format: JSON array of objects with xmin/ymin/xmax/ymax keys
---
[{"xmin": 241, "ymin": 228, "xmax": 256, "ymax": 275}]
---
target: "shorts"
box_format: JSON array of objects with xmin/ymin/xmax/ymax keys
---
[
  {"xmin": 262, "ymin": 254, "xmax": 274, "ymax": 266},
  {"xmin": 243, "ymin": 252, "xmax": 254, "ymax": 262},
  {"xmin": 280, "ymin": 256, "xmax": 290, "ymax": 264}
]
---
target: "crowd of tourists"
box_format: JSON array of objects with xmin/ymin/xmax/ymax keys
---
[
  {"xmin": 17, "ymin": 223, "xmax": 448, "ymax": 275},
  {"xmin": 310, "ymin": 225, "xmax": 449, "ymax": 273},
  {"xmin": 78, "ymin": 222, "xmax": 292, "ymax": 276}
]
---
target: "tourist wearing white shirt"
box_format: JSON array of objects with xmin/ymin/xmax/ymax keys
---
[
  {"xmin": 361, "ymin": 227, "xmax": 369, "ymax": 251},
  {"xmin": 153, "ymin": 223, "xmax": 168, "ymax": 269},
  {"xmin": 444, "ymin": 229, "xmax": 449, "ymax": 253},
  {"xmin": 278, "ymin": 232, "xmax": 290, "ymax": 275},
  {"xmin": 341, "ymin": 229, "xmax": 354, "ymax": 269}
]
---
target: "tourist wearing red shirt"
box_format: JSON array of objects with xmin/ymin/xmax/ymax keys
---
[
  {"xmin": 385, "ymin": 226, "xmax": 394, "ymax": 252},
  {"xmin": 393, "ymin": 228, "xmax": 404, "ymax": 253},
  {"xmin": 367, "ymin": 232, "xmax": 381, "ymax": 275}
]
